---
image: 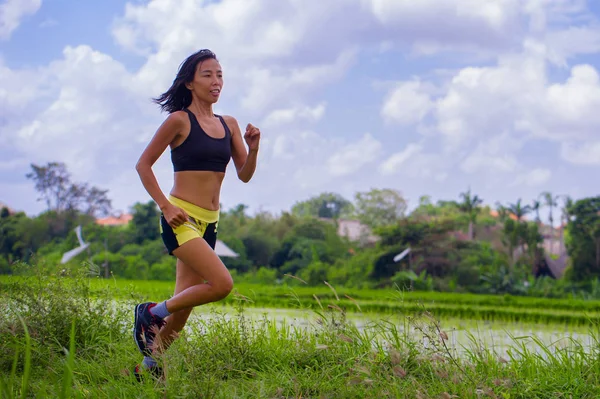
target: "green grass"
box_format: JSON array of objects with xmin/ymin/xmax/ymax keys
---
[
  {"xmin": 67, "ymin": 277, "xmax": 600, "ymax": 327},
  {"xmin": 2, "ymin": 270, "xmax": 600, "ymax": 397},
  {"xmin": 0, "ymin": 270, "xmax": 600, "ymax": 398},
  {"xmin": 5, "ymin": 274, "xmax": 600, "ymax": 326}
]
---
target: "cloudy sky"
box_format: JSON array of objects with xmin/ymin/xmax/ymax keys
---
[{"xmin": 0, "ymin": 0, "xmax": 598, "ymax": 218}]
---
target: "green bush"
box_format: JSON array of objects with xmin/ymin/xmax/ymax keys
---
[
  {"xmin": 325, "ymin": 248, "xmax": 379, "ymax": 289},
  {"xmin": 238, "ymin": 266, "xmax": 278, "ymax": 285},
  {"xmin": 149, "ymin": 255, "xmax": 176, "ymax": 281},
  {"xmin": 0, "ymin": 257, "xmax": 10, "ymax": 274},
  {"xmin": 391, "ymin": 270, "xmax": 434, "ymax": 292},
  {"xmin": 0, "ymin": 263, "xmax": 133, "ymax": 374},
  {"xmin": 298, "ymin": 260, "xmax": 329, "ymax": 286},
  {"xmin": 220, "ymin": 235, "xmax": 252, "ymax": 272}
]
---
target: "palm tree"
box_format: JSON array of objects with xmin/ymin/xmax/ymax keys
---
[
  {"xmin": 495, "ymin": 202, "xmax": 509, "ymax": 223},
  {"xmin": 459, "ymin": 188, "xmax": 483, "ymax": 240},
  {"xmin": 559, "ymin": 195, "xmax": 574, "ymax": 253},
  {"xmin": 503, "ymin": 199, "xmax": 533, "ymax": 268},
  {"xmin": 541, "ymin": 192, "xmax": 560, "ymax": 253},
  {"xmin": 531, "ymin": 199, "xmax": 541, "ymax": 224},
  {"xmin": 507, "ymin": 199, "xmax": 532, "ymax": 222}
]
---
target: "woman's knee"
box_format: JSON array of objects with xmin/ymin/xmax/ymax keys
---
[{"xmin": 210, "ymin": 274, "xmax": 233, "ymax": 300}]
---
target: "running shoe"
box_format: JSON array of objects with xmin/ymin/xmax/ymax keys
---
[{"xmin": 133, "ymin": 302, "xmax": 166, "ymax": 356}]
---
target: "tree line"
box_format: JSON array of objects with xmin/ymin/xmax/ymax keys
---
[{"xmin": 1, "ymin": 162, "xmax": 599, "ymax": 298}]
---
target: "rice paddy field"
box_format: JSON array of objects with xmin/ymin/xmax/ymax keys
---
[{"xmin": 2, "ymin": 272, "xmax": 600, "ymax": 398}]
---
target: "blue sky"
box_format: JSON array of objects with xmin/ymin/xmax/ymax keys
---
[{"xmin": 0, "ymin": 0, "xmax": 599, "ymax": 223}]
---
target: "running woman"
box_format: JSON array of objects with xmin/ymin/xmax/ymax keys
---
[{"xmin": 132, "ymin": 49, "xmax": 260, "ymax": 378}]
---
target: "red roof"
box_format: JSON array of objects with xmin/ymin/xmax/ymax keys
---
[
  {"xmin": 96, "ymin": 214, "xmax": 133, "ymax": 226},
  {"xmin": 489, "ymin": 210, "xmax": 522, "ymax": 221}
]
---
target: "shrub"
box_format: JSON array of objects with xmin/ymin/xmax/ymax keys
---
[{"xmin": 1, "ymin": 262, "xmax": 132, "ymax": 372}]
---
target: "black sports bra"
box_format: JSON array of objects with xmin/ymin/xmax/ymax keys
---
[{"xmin": 171, "ymin": 109, "xmax": 232, "ymax": 173}]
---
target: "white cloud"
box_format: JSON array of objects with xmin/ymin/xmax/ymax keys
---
[
  {"xmin": 522, "ymin": 0, "xmax": 588, "ymax": 33},
  {"xmin": 327, "ymin": 133, "xmax": 382, "ymax": 177},
  {"xmin": 511, "ymin": 168, "xmax": 552, "ymax": 187},
  {"xmin": 237, "ymin": 50, "xmax": 356, "ymax": 113},
  {"xmin": 461, "ymin": 153, "xmax": 519, "ymax": 175},
  {"xmin": 111, "ymin": 0, "xmax": 576, "ymax": 117},
  {"xmin": 0, "ymin": 157, "xmax": 28, "ymax": 171},
  {"xmin": 364, "ymin": 0, "xmax": 590, "ymax": 58},
  {"xmin": 379, "ymin": 143, "xmax": 423, "ymax": 175},
  {"xmin": 0, "ymin": 0, "xmax": 41, "ymax": 40},
  {"xmin": 7, "ymin": 45, "xmax": 160, "ymax": 188},
  {"xmin": 535, "ymin": 64, "xmax": 600, "ymax": 141},
  {"xmin": 433, "ymin": 41, "xmax": 547, "ymax": 148},
  {"xmin": 231, "ymin": 129, "xmax": 356, "ymax": 208},
  {"xmin": 0, "ymin": 58, "xmax": 51, "ymax": 118},
  {"xmin": 116, "ymin": 0, "xmax": 525, "ymax": 63},
  {"xmin": 113, "ymin": 0, "xmax": 306, "ymax": 60},
  {"xmin": 271, "ymin": 135, "xmax": 294, "ymax": 161},
  {"xmin": 1, "ymin": 0, "xmax": 599, "ymax": 217},
  {"xmin": 379, "ymin": 143, "xmax": 449, "ymax": 182},
  {"xmin": 263, "ymin": 103, "xmax": 326, "ymax": 128},
  {"xmin": 382, "ymin": 38, "xmax": 600, "ymax": 173},
  {"xmin": 2, "ymin": 0, "xmax": 369, "ymax": 215},
  {"xmin": 544, "ymin": 25, "xmax": 600, "ymax": 66},
  {"xmin": 459, "ymin": 133, "xmax": 525, "ymax": 174},
  {"xmin": 112, "ymin": 0, "xmax": 360, "ymax": 114},
  {"xmin": 366, "ymin": 0, "xmax": 519, "ymax": 33},
  {"xmin": 39, "ymin": 17, "xmax": 56, "ymax": 28},
  {"xmin": 381, "ymin": 81, "xmax": 433, "ymax": 125},
  {"xmin": 560, "ymin": 141, "xmax": 600, "ymax": 165}
]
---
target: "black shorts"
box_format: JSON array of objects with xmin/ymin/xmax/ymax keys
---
[{"xmin": 158, "ymin": 196, "xmax": 219, "ymax": 255}]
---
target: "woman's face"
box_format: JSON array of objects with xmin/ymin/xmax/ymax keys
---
[{"xmin": 188, "ymin": 58, "xmax": 223, "ymax": 104}]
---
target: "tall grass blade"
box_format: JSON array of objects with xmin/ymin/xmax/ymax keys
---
[
  {"xmin": 60, "ymin": 319, "xmax": 76, "ymax": 399},
  {"xmin": 0, "ymin": 373, "xmax": 10, "ymax": 399},
  {"xmin": 17, "ymin": 315, "xmax": 31, "ymax": 399},
  {"xmin": 7, "ymin": 344, "xmax": 19, "ymax": 398},
  {"xmin": 323, "ymin": 281, "xmax": 340, "ymax": 301}
]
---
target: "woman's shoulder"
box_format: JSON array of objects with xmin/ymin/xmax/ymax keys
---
[
  {"xmin": 168, "ymin": 110, "xmax": 190, "ymax": 122},
  {"xmin": 155, "ymin": 110, "xmax": 190, "ymax": 138},
  {"xmin": 219, "ymin": 114, "xmax": 239, "ymax": 131},
  {"xmin": 162, "ymin": 110, "xmax": 190, "ymax": 128},
  {"xmin": 219, "ymin": 114, "xmax": 237, "ymax": 123}
]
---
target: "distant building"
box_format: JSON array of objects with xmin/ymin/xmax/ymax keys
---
[
  {"xmin": 319, "ymin": 218, "xmax": 379, "ymax": 245},
  {"xmin": 96, "ymin": 214, "xmax": 133, "ymax": 226},
  {"xmin": 488, "ymin": 209, "xmax": 524, "ymax": 221}
]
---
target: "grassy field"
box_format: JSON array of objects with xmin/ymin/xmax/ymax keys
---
[
  {"xmin": 2, "ymin": 272, "xmax": 600, "ymax": 398},
  {"xmin": 80, "ymin": 277, "xmax": 600, "ymax": 326}
]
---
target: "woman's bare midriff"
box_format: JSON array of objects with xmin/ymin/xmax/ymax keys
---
[{"xmin": 170, "ymin": 171, "xmax": 225, "ymax": 211}]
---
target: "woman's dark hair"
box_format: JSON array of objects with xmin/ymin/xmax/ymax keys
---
[{"xmin": 153, "ymin": 49, "xmax": 218, "ymax": 113}]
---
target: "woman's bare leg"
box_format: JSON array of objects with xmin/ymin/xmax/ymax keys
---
[
  {"xmin": 155, "ymin": 257, "xmax": 205, "ymax": 351},
  {"xmin": 164, "ymin": 236, "xmax": 233, "ymax": 312},
  {"xmin": 151, "ymin": 237, "xmax": 233, "ymax": 354}
]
